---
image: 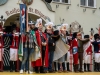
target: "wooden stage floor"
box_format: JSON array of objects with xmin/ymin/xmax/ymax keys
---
[{"xmin": 0, "ymin": 72, "xmax": 100, "ymax": 75}]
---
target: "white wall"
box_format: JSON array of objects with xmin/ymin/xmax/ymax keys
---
[{"xmin": 51, "ymin": 0, "xmax": 100, "ymax": 34}]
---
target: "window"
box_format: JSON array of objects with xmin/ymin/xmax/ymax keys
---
[
  {"xmin": 80, "ymin": 0, "xmax": 96, "ymax": 8},
  {"xmin": 53, "ymin": 0, "xmax": 70, "ymax": 4},
  {"xmin": 80, "ymin": 0, "xmax": 86, "ymax": 6},
  {"xmin": 88, "ymin": 0, "xmax": 94, "ymax": 7},
  {"xmin": 53, "ymin": 0, "xmax": 60, "ymax": 2},
  {"xmin": 62, "ymin": 0, "xmax": 68, "ymax": 3}
]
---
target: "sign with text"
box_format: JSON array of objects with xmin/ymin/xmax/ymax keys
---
[{"xmin": 5, "ymin": 7, "xmax": 47, "ymax": 20}]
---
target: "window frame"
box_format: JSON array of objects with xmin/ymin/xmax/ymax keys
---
[
  {"xmin": 52, "ymin": 0, "xmax": 71, "ymax": 4},
  {"xmin": 80, "ymin": 0, "xmax": 96, "ymax": 8}
]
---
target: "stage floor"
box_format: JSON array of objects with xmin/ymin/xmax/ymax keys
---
[{"xmin": 0, "ymin": 72, "xmax": 100, "ymax": 75}]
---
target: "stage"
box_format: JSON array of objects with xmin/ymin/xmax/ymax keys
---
[{"xmin": 0, "ymin": 72, "xmax": 100, "ymax": 75}]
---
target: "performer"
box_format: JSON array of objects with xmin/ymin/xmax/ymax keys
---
[
  {"xmin": 57, "ymin": 24, "xmax": 69, "ymax": 72},
  {"xmin": 32, "ymin": 18, "xmax": 48, "ymax": 73},
  {"xmin": 83, "ymin": 35, "xmax": 92, "ymax": 72},
  {"xmin": 72, "ymin": 32, "xmax": 79, "ymax": 72},
  {"xmin": 77, "ymin": 32, "xmax": 90, "ymax": 72},
  {"xmin": 45, "ymin": 22, "xmax": 56, "ymax": 73},
  {"xmin": 66, "ymin": 25, "xmax": 73, "ymax": 72},
  {"xmin": 9, "ymin": 27, "xmax": 19, "ymax": 72},
  {"xmin": 20, "ymin": 21, "xmax": 36, "ymax": 74},
  {"xmin": 92, "ymin": 33, "xmax": 100, "ymax": 72},
  {"xmin": 0, "ymin": 25, "xmax": 3, "ymax": 72}
]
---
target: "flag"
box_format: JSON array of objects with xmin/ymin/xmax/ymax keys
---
[
  {"xmin": 99, "ymin": 25, "xmax": 100, "ymax": 36},
  {"xmin": 18, "ymin": 4, "xmax": 26, "ymax": 60},
  {"xmin": 20, "ymin": 4, "xmax": 26, "ymax": 33},
  {"xmin": 18, "ymin": 36, "xmax": 23, "ymax": 61}
]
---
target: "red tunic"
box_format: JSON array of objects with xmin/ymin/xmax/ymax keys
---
[
  {"xmin": 0, "ymin": 34, "xmax": 4, "ymax": 71},
  {"xmin": 72, "ymin": 38, "xmax": 78, "ymax": 65},
  {"xmin": 86, "ymin": 44, "xmax": 92, "ymax": 55},
  {"xmin": 32, "ymin": 30, "xmax": 48, "ymax": 67},
  {"xmin": 10, "ymin": 34, "xmax": 19, "ymax": 49}
]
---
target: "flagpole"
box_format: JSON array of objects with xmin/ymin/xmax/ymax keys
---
[
  {"xmin": 26, "ymin": 2, "xmax": 29, "ymax": 32},
  {"xmin": 26, "ymin": 0, "xmax": 30, "ymax": 74}
]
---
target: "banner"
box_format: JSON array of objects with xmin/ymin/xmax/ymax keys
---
[{"xmin": 20, "ymin": 4, "xmax": 26, "ymax": 33}]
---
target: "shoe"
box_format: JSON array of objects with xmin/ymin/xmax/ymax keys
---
[
  {"xmin": 79, "ymin": 70, "xmax": 84, "ymax": 73},
  {"xmin": 26, "ymin": 71, "xmax": 33, "ymax": 74},
  {"xmin": 20, "ymin": 70, "xmax": 23, "ymax": 74},
  {"xmin": 84, "ymin": 69, "xmax": 86, "ymax": 72},
  {"xmin": 58, "ymin": 70, "xmax": 62, "ymax": 73},
  {"xmin": 63, "ymin": 70, "xmax": 68, "ymax": 72},
  {"xmin": 10, "ymin": 70, "xmax": 13, "ymax": 72},
  {"xmin": 29, "ymin": 71, "xmax": 33, "ymax": 74},
  {"xmin": 49, "ymin": 70, "xmax": 55, "ymax": 73},
  {"xmin": 67, "ymin": 70, "xmax": 71, "ymax": 72},
  {"xmin": 88, "ymin": 70, "xmax": 91, "ymax": 72}
]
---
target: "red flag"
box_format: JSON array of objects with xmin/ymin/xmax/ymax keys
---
[{"xmin": 99, "ymin": 25, "xmax": 100, "ymax": 36}]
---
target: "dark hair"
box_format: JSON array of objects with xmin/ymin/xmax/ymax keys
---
[
  {"xmin": 66, "ymin": 31, "xmax": 69, "ymax": 36},
  {"xmin": 44, "ymin": 29, "xmax": 47, "ymax": 33},
  {"xmin": 84, "ymin": 35, "xmax": 89, "ymax": 38},
  {"xmin": 94, "ymin": 33, "xmax": 99, "ymax": 40},
  {"xmin": 72, "ymin": 32, "xmax": 77, "ymax": 40}
]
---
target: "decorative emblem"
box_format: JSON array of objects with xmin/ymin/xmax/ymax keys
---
[
  {"xmin": 22, "ymin": 0, "xmax": 33, "ymax": 5},
  {"xmin": 70, "ymin": 21, "xmax": 83, "ymax": 33},
  {"xmin": 0, "ymin": 0, "xmax": 8, "ymax": 6}
]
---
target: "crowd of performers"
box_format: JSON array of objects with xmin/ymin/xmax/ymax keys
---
[{"xmin": 0, "ymin": 18, "xmax": 100, "ymax": 74}]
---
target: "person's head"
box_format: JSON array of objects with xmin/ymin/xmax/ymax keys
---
[
  {"xmin": 84, "ymin": 35, "xmax": 89, "ymax": 39},
  {"xmin": 77, "ymin": 32, "xmax": 82, "ymax": 39},
  {"xmin": 28, "ymin": 21, "xmax": 35, "ymax": 30},
  {"xmin": 45, "ymin": 22, "xmax": 54, "ymax": 34},
  {"xmin": 60, "ymin": 23, "xmax": 68, "ymax": 35},
  {"xmin": 72, "ymin": 32, "xmax": 77, "ymax": 39},
  {"xmin": 94, "ymin": 33, "xmax": 99, "ymax": 41},
  {"xmin": 35, "ymin": 18, "xmax": 43, "ymax": 31},
  {"xmin": 47, "ymin": 29, "xmax": 53, "ymax": 34}
]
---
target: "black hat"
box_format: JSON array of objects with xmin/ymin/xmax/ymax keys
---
[
  {"xmin": 94, "ymin": 33, "xmax": 99, "ymax": 40},
  {"xmin": 84, "ymin": 35, "xmax": 89, "ymax": 38},
  {"xmin": 53, "ymin": 30, "xmax": 59, "ymax": 36}
]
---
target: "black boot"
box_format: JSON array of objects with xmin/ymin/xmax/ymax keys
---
[
  {"xmin": 74, "ymin": 64, "xmax": 78, "ymax": 72},
  {"xmin": 95, "ymin": 62, "xmax": 98, "ymax": 72},
  {"xmin": 67, "ymin": 62, "xmax": 71, "ymax": 71},
  {"xmin": 76, "ymin": 64, "xmax": 79, "ymax": 72},
  {"xmin": 10, "ymin": 61, "xmax": 13, "ymax": 72},
  {"xmin": 84, "ymin": 63, "xmax": 86, "ymax": 72},
  {"xmin": 14, "ymin": 61, "xmax": 18, "ymax": 72},
  {"xmin": 99, "ymin": 63, "xmax": 100, "ymax": 72},
  {"xmin": 62, "ymin": 62, "xmax": 66, "ymax": 72},
  {"xmin": 87, "ymin": 64, "xmax": 91, "ymax": 72},
  {"xmin": 34, "ymin": 67, "xmax": 39, "ymax": 73},
  {"xmin": 54, "ymin": 62, "xmax": 57, "ymax": 72},
  {"xmin": 97, "ymin": 63, "xmax": 99, "ymax": 72},
  {"xmin": 74, "ymin": 65, "xmax": 76, "ymax": 72}
]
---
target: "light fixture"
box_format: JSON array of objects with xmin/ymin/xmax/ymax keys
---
[
  {"xmin": 77, "ymin": 4, "xmax": 79, "ymax": 7},
  {"xmin": 92, "ymin": 10, "xmax": 96, "ymax": 13},
  {"xmin": 56, "ymin": 5, "xmax": 59, "ymax": 8},
  {"xmin": 83, "ymin": 8, "xmax": 86, "ymax": 12},
  {"xmin": 67, "ymin": 6, "xmax": 69, "ymax": 9}
]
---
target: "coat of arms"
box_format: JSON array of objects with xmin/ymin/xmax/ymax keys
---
[
  {"xmin": 22, "ymin": 0, "xmax": 33, "ymax": 5},
  {"xmin": 0, "ymin": 0, "xmax": 8, "ymax": 6}
]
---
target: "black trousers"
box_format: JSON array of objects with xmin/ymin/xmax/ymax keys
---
[{"xmin": 35, "ymin": 48, "xmax": 46, "ymax": 73}]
